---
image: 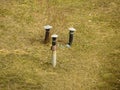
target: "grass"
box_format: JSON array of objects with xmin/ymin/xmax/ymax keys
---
[{"xmin": 0, "ymin": 0, "xmax": 120, "ymax": 90}]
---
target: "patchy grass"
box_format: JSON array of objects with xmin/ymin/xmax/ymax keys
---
[{"xmin": 0, "ymin": 0, "xmax": 120, "ymax": 90}]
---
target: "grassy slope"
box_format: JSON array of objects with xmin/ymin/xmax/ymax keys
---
[{"xmin": 0, "ymin": 0, "xmax": 120, "ymax": 90}]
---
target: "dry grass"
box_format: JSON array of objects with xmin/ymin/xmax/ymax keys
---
[{"xmin": 0, "ymin": 0, "xmax": 120, "ymax": 90}]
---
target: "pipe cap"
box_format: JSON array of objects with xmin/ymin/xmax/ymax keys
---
[
  {"xmin": 51, "ymin": 34, "xmax": 58, "ymax": 38},
  {"xmin": 44, "ymin": 25, "xmax": 52, "ymax": 29},
  {"xmin": 69, "ymin": 27, "xmax": 76, "ymax": 31}
]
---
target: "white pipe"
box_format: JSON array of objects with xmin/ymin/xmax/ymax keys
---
[
  {"xmin": 51, "ymin": 34, "xmax": 58, "ymax": 67},
  {"xmin": 52, "ymin": 50, "xmax": 56, "ymax": 67}
]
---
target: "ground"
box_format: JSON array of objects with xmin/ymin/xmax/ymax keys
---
[{"xmin": 0, "ymin": 0, "xmax": 120, "ymax": 90}]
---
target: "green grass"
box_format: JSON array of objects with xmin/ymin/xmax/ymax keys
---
[{"xmin": 0, "ymin": 0, "xmax": 120, "ymax": 90}]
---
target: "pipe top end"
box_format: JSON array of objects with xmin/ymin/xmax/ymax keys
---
[
  {"xmin": 44, "ymin": 25, "xmax": 52, "ymax": 29},
  {"xmin": 69, "ymin": 27, "xmax": 76, "ymax": 31},
  {"xmin": 51, "ymin": 34, "xmax": 58, "ymax": 38}
]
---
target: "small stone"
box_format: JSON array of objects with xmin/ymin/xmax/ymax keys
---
[
  {"xmin": 88, "ymin": 20, "xmax": 92, "ymax": 22},
  {"xmin": 66, "ymin": 44, "xmax": 71, "ymax": 48}
]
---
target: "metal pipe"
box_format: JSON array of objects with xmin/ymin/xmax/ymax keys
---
[
  {"xmin": 67, "ymin": 27, "xmax": 76, "ymax": 47},
  {"xmin": 44, "ymin": 25, "xmax": 52, "ymax": 44},
  {"xmin": 51, "ymin": 34, "xmax": 58, "ymax": 67}
]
